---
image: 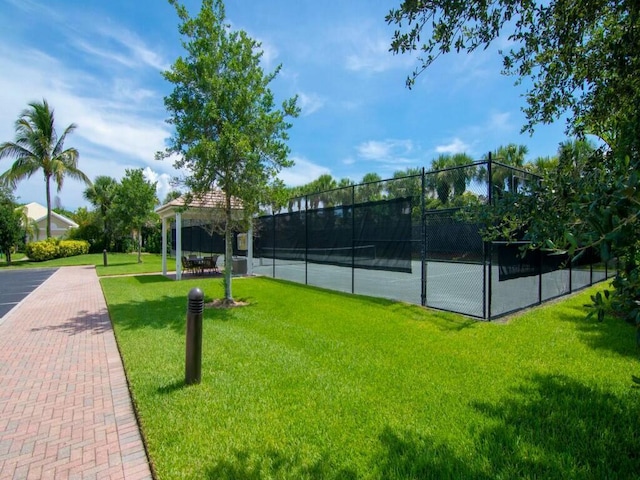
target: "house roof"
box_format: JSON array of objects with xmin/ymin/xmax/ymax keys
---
[
  {"xmin": 23, "ymin": 202, "xmax": 78, "ymax": 228},
  {"xmin": 155, "ymin": 190, "xmax": 243, "ymax": 219}
]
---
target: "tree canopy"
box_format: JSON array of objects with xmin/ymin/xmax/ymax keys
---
[
  {"xmin": 160, "ymin": 0, "xmax": 299, "ymax": 301},
  {"xmin": 388, "ymin": 1, "xmax": 640, "ymax": 326},
  {"xmin": 111, "ymin": 169, "xmax": 158, "ymax": 263},
  {"xmin": 387, "ymin": 1, "xmax": 640, "ymax": 144},
  {"xmin": 0, "ymin": 186, "xmax": 22, "ymax": 264},
  {"xmin": 0, "ymin": 99, "xmax": 90, "ymax": 238}
]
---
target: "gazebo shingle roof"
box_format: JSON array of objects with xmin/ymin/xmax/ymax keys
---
[{"xmin": 156, "ymin": 190, "xmax": 243, "ymax": 218}]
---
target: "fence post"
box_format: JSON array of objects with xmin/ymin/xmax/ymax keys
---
[
  {"xmin": 305, "ymin": 194, "xmax": 309, "ymax": 285},
  {"xmin": 351, "ymin": 185, "xmax": 356, "ymax": 294},
  {"xmin": 487, "ymin": 154, "xmax": 493, "ymax": 320},
  {"xmin": 421, "ymin": 167, "xmax": 427, "ymax": 307},
  {"xmin": 185, "ymin": 287, "xmax": 204, "ymax": 385},
  {"xmin": 272, "ymin": 212, "xmax": 276, "ymax": 279},
  {"xmin": 538, "ymin": 249, "xmax": 543, "ymax": 305}
]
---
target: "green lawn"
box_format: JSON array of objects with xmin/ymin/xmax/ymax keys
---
[
  {"xmin": 100, "ymin": 276, "xmax": 640, "ymax": 479},
  {"xmin": 0, "ymin": 252, "xmax": 165, "ymax": 276}
]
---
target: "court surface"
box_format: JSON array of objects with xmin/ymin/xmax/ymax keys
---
[
  {"xmin": 252, "ymin": 259, "xmax": 486, "ymax": 317},
  {"xmin": 252, "ymin": 258, "xmax": 602, "ymax": 319}
]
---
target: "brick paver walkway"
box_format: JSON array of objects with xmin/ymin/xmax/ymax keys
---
[{"xmin": 0, "ymin": 266, "xmax": 152, "ymax": 479}]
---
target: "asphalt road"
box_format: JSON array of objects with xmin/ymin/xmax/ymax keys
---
[{"xmin": 0, "ymin": 268, "xmax": 58, "ymax": 321}]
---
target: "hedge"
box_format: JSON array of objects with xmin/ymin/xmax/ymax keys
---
[{"xmin": 25, "ymin": 238, "xmax": 90, "ymax": 262}]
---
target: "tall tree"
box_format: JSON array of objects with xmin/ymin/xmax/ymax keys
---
[
  {"xmin": 0, "ymin": 99, "xmax": 90, "ymax": 238},
  {"xmin": 111, "ymin": 169, "xmax": 158, "ymax": 264},
  {"xmin": 487, "ymin": 144, "xmax": 529, "ymax": 197},
  {"xmin": 308, "ymin": 174, "xmax": 337, "ymax": 208},
  {"xmin": 160, "ymin": 0, "xmax": 298, "ymax": 302},
  {"xmin": 387, "ymin": 1, "xmax": 640, "ymax": 326},
  {"xmin": 356, "ymin": 172, "xmax": 384, "ymax": 204},
  {"xmin": 0, "ymin": 186, "xmax": 22, "ymax": 265},
  {"xmin": 83, "ymin": 175, "xmax": 118, "ymax": 250},
  {"xmin": 428, "ymin": 153, "xmax": 475, "ymax": 205}
]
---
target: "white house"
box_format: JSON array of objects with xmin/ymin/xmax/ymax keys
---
[{"xmin": 23, "ymin": 202, "xmax": 78, "ymax": 242}]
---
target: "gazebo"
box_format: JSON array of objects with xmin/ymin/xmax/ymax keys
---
[{"xmin": 155, "ymin": 190, "xmax": 252, "ymax": 280}]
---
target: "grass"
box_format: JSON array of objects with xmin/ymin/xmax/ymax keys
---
[
  {"xmin": 100, "ymin": 275, "xmax": 640, "ymax": 479},
  {"xmin": 0, "ymin": 252, "xmax": 165, "ymax": 276}
]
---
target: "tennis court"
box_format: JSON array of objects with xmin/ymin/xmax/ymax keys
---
[
  {"xmin": 250, "ymin": 161, "xmax": 615, "ymax": 319},
  {"xmin": 253, "ymin": 258, "xmax": 487, "ymax": 317},
  {"xmin": 252, "ymin": 253, "xmax": 613, "ymax": 320},
  {"xmin": 172, "ymin": 160, "xmax": 614, "ymax": 319}
]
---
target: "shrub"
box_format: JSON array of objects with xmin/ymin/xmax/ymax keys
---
[
  {"xmin": 58, "ymin": 240, "xmax": 89, "ymax": 257},
  {"xmin": 25, "ymin": 238, "xmax": 89, "ymax": 261}
]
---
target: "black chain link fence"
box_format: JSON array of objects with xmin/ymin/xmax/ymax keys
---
[{"xmin": 251, "ymin": 159, "xmax": 615, "ymax": 319}]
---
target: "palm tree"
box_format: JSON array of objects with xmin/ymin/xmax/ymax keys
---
[
  {"xmin": 486, "ymin": 144, "xmax": 529, "ymax": 198},
  {"xmin": 0, "ymin": 99, "xmax": 90, "ymax": 238},
  {"xmin": 310, "ymin": 174, "xmax": 337, "ymax": 208},
  {"xmin": 335, "ymin": 177, "xmax": 355, "ymax": 206},
  {"xmin": 18, "ymin": 205, "xmax": 40, "ymax": 242},
  {"xmin": 355, "ymin": 172, "xmax": 383, "ymax": 204},
  {"xmin": 83, "ymin": 175, "xmax": 118, "ymax": 250}
]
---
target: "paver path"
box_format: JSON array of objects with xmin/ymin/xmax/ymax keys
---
[{"xmin": 0, "ymin": 266, "xmax": 152, "ymax": 479}]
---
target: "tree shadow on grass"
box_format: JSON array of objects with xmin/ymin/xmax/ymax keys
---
[
  {"xmin": 108, "ymin": 294, "xmax": 187, "ymax": 332},
  {"xmin": 377, "ymin": 426, "xmax": 491, "ymax": 479},
  {"xmin": 470, "ymin": 373, "xmax": 640, "ymax": 478},
  {"xmin": 556, "ymin": 303, "xmax": 637, "ymax": 359},
  {"xmin": 205, "ymin": 449, "xmax": 358, "ymax": 480},
  {"xmin": 109, "ymin": 292, "xmax": 253, "ymax": 333},
  {"xmin": 376, "ymin": 373, "xmax": 639, "ymax": 479},
  {"xmin": 132, "ymin": 274, "xmax": 174, "ymax": 284}
]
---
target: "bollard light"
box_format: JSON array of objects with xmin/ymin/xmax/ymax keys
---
[
  {"xmin": 103, "ymin": 249, "xmax": 108, "ymax": 267},
  {"xmin": 185, "ymin": 287, "xmax": 204, "ymax": 385}
]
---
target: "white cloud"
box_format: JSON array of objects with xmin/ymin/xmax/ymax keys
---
[
  {"xmin": 0, "ymin": 45, "xmax": 171, "ymax": 166},
  {"xmin": 297, "ymin": 92, "xmax": 325, "ymax": 116},
  {"xmin": 345, "ymin": 35, "xmax": 414, "ymax": 73},
  {"xmin": 257, "ymin": 38, "xmax": 279, "ymax": 71},
  {"xmin": 278, "ymin": 157, "xmax": 330, "ymax": 187},
  {"xmin": 487, "ymin": 111, "xmax": 513, "ymax": 132},
  {"xmin": 143, "ymin": 167, "xmax": 175, "ymax": 205},
  {"xmin": 435, "ymin": 138, "xmax": 471, "ymax": 154},
  {"xmin": 75, "ymin": 24, "xmax": 170, "ymax": 72},
  {"xmin": 339, "ymin": 20, "xmax": 415, "ymax": 74},
  {"xmin": 357, "ymin": 139, "xmax": 414, "ymax": 161}
]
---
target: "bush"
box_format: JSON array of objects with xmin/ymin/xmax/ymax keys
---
[
  {"xmin": 25, "ymin": 238, "xmax": 89, "ymax": 261},
  {"xmin": 58, "ymin": 240, "xmax": 90, "ymax": 257}
]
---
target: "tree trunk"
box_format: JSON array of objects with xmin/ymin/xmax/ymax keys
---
[
  {"xmin": 45, "ymin": 175, "xmax": 52, "ymax": 238},
  {"xmin": 224, "ymin": 194, "xmax": 233, "ymax": 301},
  {"xmin": 137, "ymin": 227, "xmax": 142, "ymax": 263}
]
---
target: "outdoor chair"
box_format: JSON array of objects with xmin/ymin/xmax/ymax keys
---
[
  {"xmin": 203, "ymin": 255, "xmax": 219, "ymax": 274},
  {"xmin": 181, "ymin": 256, "xmax": 197, "ymax": 275}
]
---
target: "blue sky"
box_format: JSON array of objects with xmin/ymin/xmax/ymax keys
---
[{"xmin": 0, "ymin": 0, "xmax": 569, "ymax": 210}]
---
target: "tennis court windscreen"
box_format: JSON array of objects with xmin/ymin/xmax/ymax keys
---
[{"xmin": 254, "ymin": 197, "xmax": 413, "ymax": 273}]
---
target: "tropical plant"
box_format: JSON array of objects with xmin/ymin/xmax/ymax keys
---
[
  {"xmin": 486, "ymin": 144, "xmax": 529, "ymax": 198},
  {"xmin": 428, "ymin": 153, "xmax": 475, "ymax": 205},
  {"xmin": 355, "ymin": 172, "xmax": 384, "ymax": 204},
  {"xmin": 387, "ymin": 0, "xmax": 640, "ymax": 329},
  {"xmin": 0, "ymin": 186, "xmax": 22, "ymax": 264},
  {"xmin": 83, "ymin": 175, "xmax": 118, "ymax": 250},
  {"xmin": 111, "ymin": 169, "xmax": 158, "ymax": 263},
  {"xmin": 0, "ymin": 99, "xmax": 90, "ymax": 238},
  {"xmin": 307, "ymin": 174, "xmax": 337, "ymax": 208}
]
